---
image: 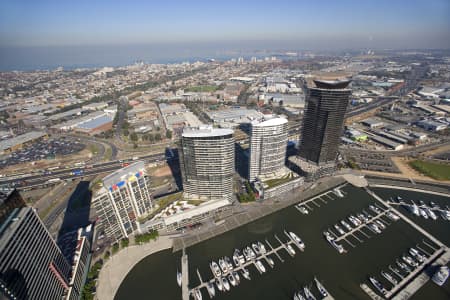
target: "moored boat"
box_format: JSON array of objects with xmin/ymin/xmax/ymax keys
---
[
  {"xmin": 381, "ymin": 270, "xmax": 398, "ymax": 285},
  {"xmin": 314, "ymin": 277, "xmax": 328, "ymax": 297},
  {"xmin": 241, "ymin": 267, "xmax": 251, "ymax": 280},
  {"xmin": 177, "ymin": 269, "xmax": 182, "ymax": 287},
  {"xmin": 255, "ymin": 259, "xmax": 266, "ymax": 273},
  {"xmin": 222, "ymin": 277, "xmax": 230, "ymax": 291},
  {"xmin": 215, "ymin": 277, "xmax": 223, "ymax": 292},
  {"xmin": 210, "ymin": 261, "xmax": 222, "ymax": 277},
  {"xmin": 432, "ymin": 265, "xmax": 449, "ymax": 286},
  {"xmin": 303, "ymin": 286, "xmax": 316, "ymax": 300},
  {"xmin": 207, "ymin": 282, "xmax": 215, "ymax": 297},
  {"xmin": 369, "ymin": 276, "xmax": 387, "ymax": 295}
]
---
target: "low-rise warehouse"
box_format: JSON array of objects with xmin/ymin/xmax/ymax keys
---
[{"xmin": 0, "ymin": 131, "xmax": 48, "ymax": 154}]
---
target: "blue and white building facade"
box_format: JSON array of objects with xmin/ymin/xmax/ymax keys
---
[{"xmin": 93, "ymin": 161, "xmax": 152, "ymax": 241}]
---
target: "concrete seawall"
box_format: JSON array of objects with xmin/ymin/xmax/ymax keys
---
[{"xmin": 96, "ymin": 235, "xmax": 173, "ymax": 300}]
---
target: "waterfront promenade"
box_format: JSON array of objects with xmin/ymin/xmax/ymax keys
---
[
  {"xmin": 172, "ymin": 176, "xmax": 346, "ymax": 252},
  {"xmin": 96, "ymin": 235, "xmax": 173, "ymax": 300}
]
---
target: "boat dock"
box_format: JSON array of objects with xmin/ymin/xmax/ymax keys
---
[
  {"xmin": 183, "ymin": 231, "xmax": 304, "ymax": 298},
  {"xmin": 360, "ymin": 188, "xmax": 449, "ymax": 299},
  {"xmin": 181, "ymin": 248, "xmax": 189, "ymax": 300},
  {"xmin": 385, "ymin": 200, "xmax": 449, "ymax": 214},
  {"xmin": 295, "ymin": 186, "xmax": 345, "ymax": 214},
  {"xmin": 332, "ymin": 207, "xmax": 391, "ymax": 244}
]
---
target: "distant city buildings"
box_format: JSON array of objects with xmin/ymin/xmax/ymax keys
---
[
  {"xmin": 93, "ymin": 161, "xmax": 152, "ymax": 241},
  {"xmin": 180, "ymin": 125, "xmax": 234, "ymax": 202},
  {"xmin": 299, "ymin": 80, "xmax": 352, "ymax": 165},
  {"xmin": 248, "ymin": 116, "xmax": 288, "ymax": 182}
]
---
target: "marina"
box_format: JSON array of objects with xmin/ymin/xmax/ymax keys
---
[
  {"xmin": 182, "ymin": 230, "xmax": 306, "ymax": 299},
  {"xmin": 116, "ymin": 185, "xmax": 450, "ymax": 300}
]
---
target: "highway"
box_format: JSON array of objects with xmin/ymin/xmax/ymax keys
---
[{"xmin": 1, "ymin": 152, "xmax": 168, "ymax": 189}]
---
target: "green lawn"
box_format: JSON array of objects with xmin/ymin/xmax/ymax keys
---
[{"xmin": 409, "ymin": 160, "xmax": 450, "ymax": 180}]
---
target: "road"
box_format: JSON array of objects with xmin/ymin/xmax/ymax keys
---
[{"xmin": 1, "ymin": 152, "xmax": 173, "ymax": 189}]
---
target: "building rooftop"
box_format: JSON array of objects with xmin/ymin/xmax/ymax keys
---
[
  {"xmin": 0, "ymin": 131, "xmax": 47, "ymax": 152},
  {"xmin": 75, "ymin": 115, "xmax": 112, "ymax": 130},
  {"xmin": 313, "ymin": 79, "xmax": 351, "ymax": 89},
  {"xmin": 252, "ymin": 116, "xmax": 288, "ymax": 127},
  {"xmin": 182, "ymin": 125, "xmax": 233, "ymax": 138},
  {"xmin": 102, "ymin": 161, "xmax": 146, "ymax": 190}
]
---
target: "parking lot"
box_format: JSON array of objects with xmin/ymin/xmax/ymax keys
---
[{"xmin": 0, "ymin": 137, "xmax": 85, "ymax": 168}]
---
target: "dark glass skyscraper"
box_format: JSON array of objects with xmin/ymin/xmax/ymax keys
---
[{"xmin": 299, "ymin": 79, "xmax": 351, "ymax": 165}]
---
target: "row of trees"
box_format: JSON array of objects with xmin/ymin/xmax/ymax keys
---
[{"xmin": 238, "ymin": 181, "xmax": 256, "ymax": 203}]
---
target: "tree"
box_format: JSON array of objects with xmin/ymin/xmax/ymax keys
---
[
  {"xmin": 130, "ymin": 132, "xmax": 138, "ymax": 141},
  {"xmin": 155, "ymin": 133, "xmax": 162, "ymax": 141},
  {"xmin": 165, "ymin": 130, "xmax": 172, "ymax": 139},
  {"xmin": 133, "ymin": 143, "xmax": 138, "ymax": 149},
  {"xmin": 148, "ymin": 134, "xmax": 155, "ymax": 142}
]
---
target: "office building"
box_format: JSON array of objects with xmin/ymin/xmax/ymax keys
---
[
  {"xmin": 299, "ymin": 79, "xmax": 351, "ymax": 165},
  {"xmin": 93, "ymin": 161, "xmax": 152, "ymax": 241},
  {"xmin": 248, "ymin": 116, "xmax": 288, "ymax": 182},
  {"xmin": 180, "ymin": 125, "xmax": 234, "ymax": 202},
  {"xmin": 0, "ymin": 192, "xmax": 72, "ymax": 300}
]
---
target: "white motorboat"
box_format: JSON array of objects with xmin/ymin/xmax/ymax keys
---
[
  {"xmin": 222, "ymin": 277, "xmax": 230, "ymax": 291},
  {"xmin": 375, "ymin": 220, "xmax": 386, "ymax": 230},
  {"xmin": 232, "ymin": 251, "xmax": 240, "ymax": 267},
  {"xmin": 177, "ymin": 269, "xmax": 182, "ymax": 287},
  {"xmin": 193, "ymin": 288, "xmax": 202, "ymax": 300},
  {"xmin": 235, "ymin": 248, "xmax": 246, "ymax": 265},
  {"xmin": 218, "ymin": 258, "xmax": 228, "ymax": 274},
  {"xmin": 368, "ymin": 223, "xmax": 381, "ymax": 234},
  {"xmin": 419, "ymin": 208, "xmax": 428, "ymax": 219},
  {"xmin": 232, "ymin": 271, "xmax": 240, "ymax": 283},
  {"xmin": 297, "ymin": 204, "xmax": 309, "ymax": 214},
  {"xmin": 409, "ymin": 201, "xmax": 420, "ymax": 216},
  {"xmin": 425, "ymin": 207, "xmax": 437, "ymax": 220},
  {"xmin": 241, "ymin": 267, "xmax": 251, "ymax": 280},
  {"xmin": 432, "ymin": 265, "xmax": 449, "ymax": 286},
  {"xmin": 323, "ymin": 230, "xmax": 335, "ymax": 242},
  {"xmin": 303, "ymin": 286, "xmax": 316, "ymax": 300},
  {"xmin": 396, "ymin": 259, "xmax": 411, "ymax": 273},
  {"xmin": 381, "ymin": 270, "xmax": 398, "ymax": 285},
  {"xmin": 215, "ymin": 278, "xmax": 223, "ymax": 292},
  {"xmin": 409, "ymin": 248, "xmax": 425, "ymax": 262},
  {"xmin": 224, "ymin": 256, "xmax": 234, "ymax": 271},
  {"xmin": 255, "ymin": 259, "xmax": 266, "ymax": 273},
  {"xmin": 252, "ymin": 243, "xmax": 261, "ymax": 256},
  {"xmin": 258, "ymin": 241, "xmax": 267, "ymax": 254},
  {"xmin": 330, "ymin": 240, "xmax": 345, "ymax": 254},
  {"xmin": 207, "ymin": 282, "xmax": 215, "ymax": 297},
  {"xmin": 402, "ymin": 255, "xmax": 418, "ymax": 267},
  {"xmin": 334, "ymin": 224, "xmax": 345, "ymax": 235},
  {"xmin": 386, "ymin": 211, "xmax": 400, "ymax": 221},
  {"xmin": 369, "ymin": 277, "xmax": 387, "ymax": 295},
  {"xmin": 266, "ymin": 256, "xmax": 275, "ymax": 267},
  {"xmin": 314, "ymin": 277, "xmax": 328, "ymax": 297},
  {"xmin": 247, "ymin": 246, "xmax": 256, "ymax": 259},
  {"xmin": 210, "ymin": 261, "xmax": 222, "ymax": 277},
  {"xmin": 228, "ymin": 273, "xmax": 237, "ymax": 287},
  {"xmin": 341, "ymin": 220, "xmax": 352, "ymax": 231},
  {"xmin": 333, "ymin": 188, "xmax": 344, "ymax": 198},
  {"xmin": 289, "ymin": 231, "xmax": 305, "ymax": 249},
  {"xmin": 286, "ymin": 244, "xmax": 296, "ymax": 256}
]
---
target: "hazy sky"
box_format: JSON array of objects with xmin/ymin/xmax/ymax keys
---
[{"xmin": 1, "ymin": 0, "xmax": 449, "ymax": 49}]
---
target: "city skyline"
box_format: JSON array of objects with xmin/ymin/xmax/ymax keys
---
[{"xmin": 1, "ymin": 0, "xmax": 450, "ymax": 71}]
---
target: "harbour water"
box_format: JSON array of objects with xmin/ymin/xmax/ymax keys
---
[{"xmin": 115, "ymin": 185, "xmax": 450, "ymax": 300}]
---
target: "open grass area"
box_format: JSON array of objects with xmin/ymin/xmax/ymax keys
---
[{"xmin": 409, "ymin": 160, "xmax": 450, "ymax": 180}]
